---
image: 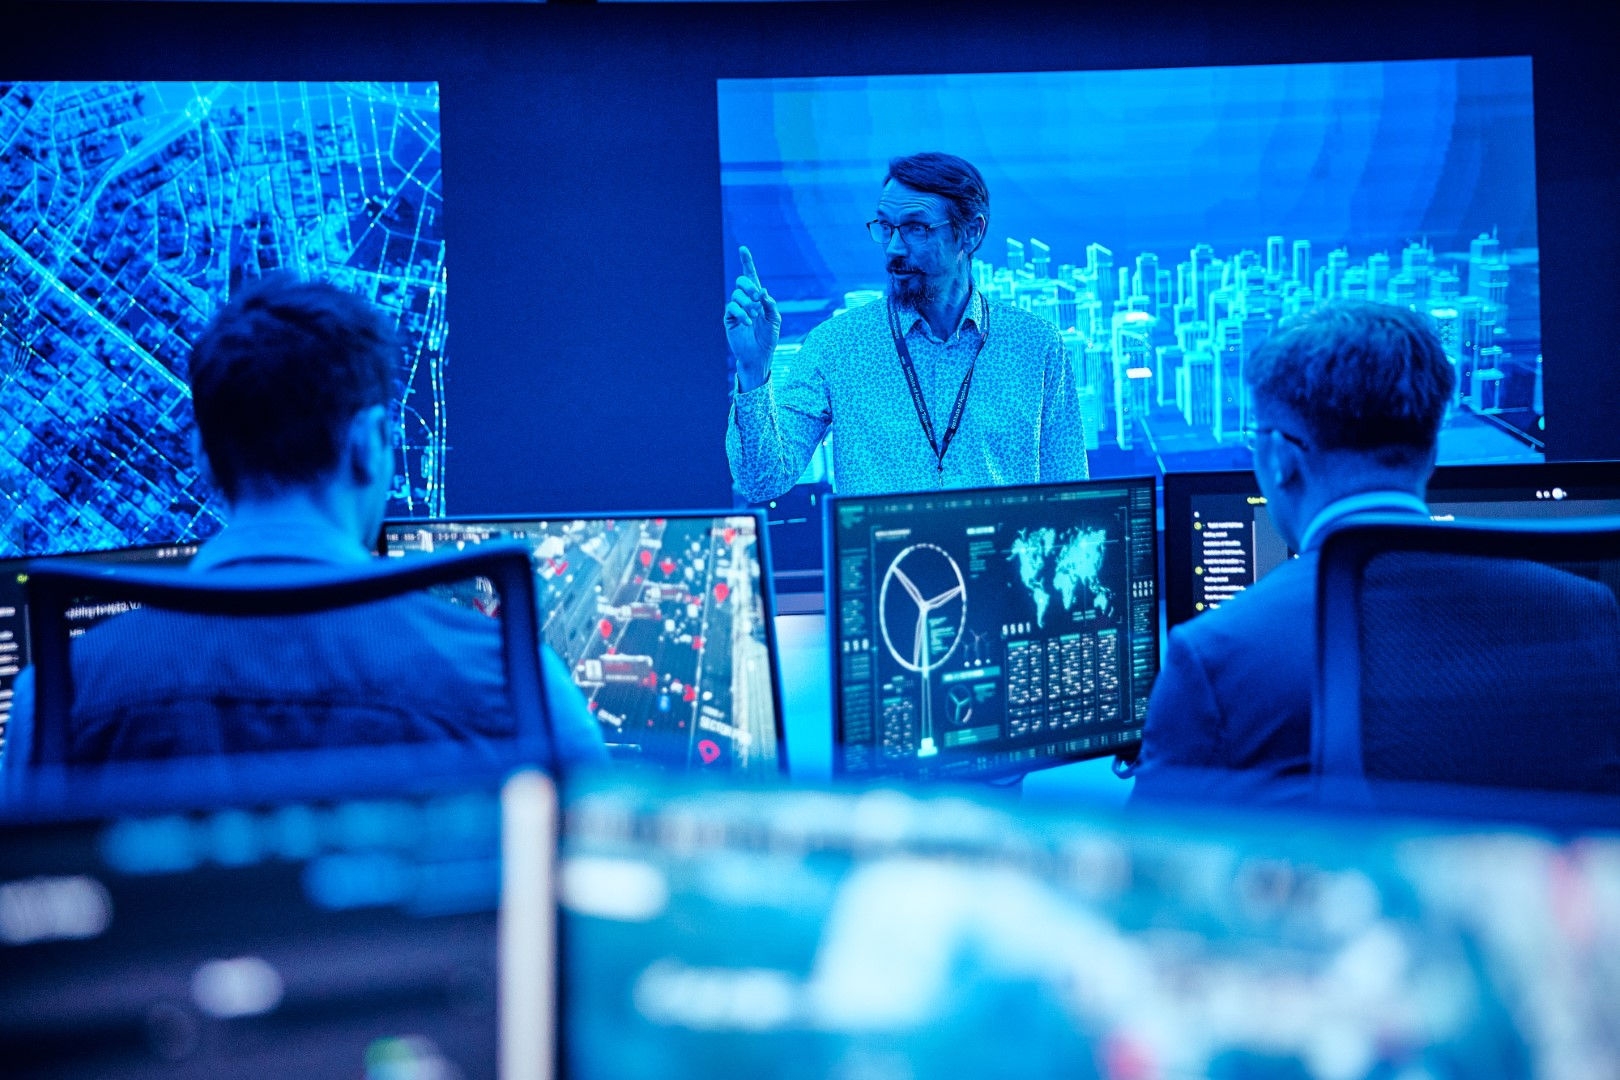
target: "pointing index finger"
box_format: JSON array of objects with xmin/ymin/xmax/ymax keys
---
[{"xmin": 739, "ymin": 245, "xmax": 762, "ymax": 287}]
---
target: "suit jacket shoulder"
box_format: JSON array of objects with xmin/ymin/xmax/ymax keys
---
[{"xmin": 1132, "ymin": 552, "xmax": 1319, "ymax": 804}]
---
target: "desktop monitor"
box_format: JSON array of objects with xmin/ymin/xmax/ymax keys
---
[
  {"xmin": 1162, "ymin": 460, "xmax": 1620, "ymax": 628},
  {"xmin": 827, "ymin": 478, "xmax": 1158, "ymax": 780},
  {"xmin": 0, "ymin": 542, "xmax": 199, "ymax": 754},
  {"xmin": 381, "ymin": 512, "xmax": 785, "ymax": 778}
]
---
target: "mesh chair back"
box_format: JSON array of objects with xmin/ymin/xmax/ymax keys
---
[
  {"xmin": 1315, "ymin": 516, "xmax": 1620, "ymax": 803},
  {"xmin": 22, "ymin": 543, "xmax": 550, "ymax": 772}
]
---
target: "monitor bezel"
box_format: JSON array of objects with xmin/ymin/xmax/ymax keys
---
[
  {"xmin": 824, "ymin": 476, "xmax": 1160, "ymax": 783},
  {"xmin": 0, "ymin": 539, "xmax": 202, "ymax": 574},
  {"xmin": 378, "ymin": 508, "xmax": 790, "ymax": 779}
]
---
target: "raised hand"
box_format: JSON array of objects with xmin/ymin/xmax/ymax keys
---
[{"xmin": 723, "ymin": 245, "xmax": 781, "ymax": 392}]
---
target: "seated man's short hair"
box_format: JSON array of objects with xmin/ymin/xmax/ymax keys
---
[
  {"xmin": 1246, "ymin": 299, "xmax": 1455, "ymax": 467},
  {"xmin": 189, "ymin": 274, "xmax": 400, "ymax": 500}
]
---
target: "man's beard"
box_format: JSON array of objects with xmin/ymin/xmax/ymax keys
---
[{"xmin": 887, "ymin": 259, "xmax": 937, "ymax": 310}]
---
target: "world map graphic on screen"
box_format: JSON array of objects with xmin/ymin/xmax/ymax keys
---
[
  {"xmin": 1009, "ymin": 526, "xmax": 1111, "ymax": 628},
  {"xmin": 0, "ymin": 81, "xmax": 448, "ymax": 557}
]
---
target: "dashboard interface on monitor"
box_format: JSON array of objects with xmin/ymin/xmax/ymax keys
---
[
  {"xmin": 829, "ymin": 480, "xmax": 1158, "ymax": 780},
  {"xmin": 1163, "ymin": 462, "xmax": 1620, "ymax": 628},
  {"xmin": 382, "ymin": 514, "xmax": 783, "ymax": 777},
  {"xmin": 0, "ymin": 542, "xmax": 198, "ymax": 753}
]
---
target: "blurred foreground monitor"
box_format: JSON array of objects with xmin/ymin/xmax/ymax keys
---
[
  {"xmin": 0, "ymin": 764, "xmax": 557, "ymax": 1079},
  {"xmin": 555, "ymin": 779, "xmax": 1620, "ymax": 1079}
]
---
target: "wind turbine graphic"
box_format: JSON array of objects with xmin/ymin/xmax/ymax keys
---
[{"xmin": 879, "ymin": 543, "xmax": 966, "ymax": 759}]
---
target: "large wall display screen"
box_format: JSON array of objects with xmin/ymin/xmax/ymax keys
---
[
  {"xmin": 719, "ymin": 56, "xmax": 1541, "ymax": 499},
  {"xmin": 0, "ymin": 81, "xmax": 449, "ymax": 557}
]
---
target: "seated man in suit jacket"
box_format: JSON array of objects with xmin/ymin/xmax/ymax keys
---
[{"xmin": 1130, "ymin": 300, "xmax": 1453, "ymax": 805}]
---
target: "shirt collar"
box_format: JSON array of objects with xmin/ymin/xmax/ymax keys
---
[
  {"xmin": 894, "ymin": 284, "xmax": 985, "ymax": 344},
  {"xmin": 190, "ymin": 516, "xmax": 375, "ymax": 572},
  {"xmin": 1298, "ymin": 489, "xmax": 1430, "ymax": 553}
]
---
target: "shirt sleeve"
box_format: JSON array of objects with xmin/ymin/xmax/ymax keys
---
[
  {"xmin": 540, "ymin": 644, "xmax": 610, "ymax": 769},
  {"xmin": 725, "ymin": 332, "xmax": 833, "ymax": 503},
  {"xmin": 1039, "ymin": 327, "xmax": 1089, "ymax": 482}
]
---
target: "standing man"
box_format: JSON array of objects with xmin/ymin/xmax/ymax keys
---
[
  {"xmin": 725, "ymin": 152, "xmax": 1089, "ymax": 501},
  {"xmin": 1129, "ymin": 300, "xmax": 1454, "ymax": 805}
]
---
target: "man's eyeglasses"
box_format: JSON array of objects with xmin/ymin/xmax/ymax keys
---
[
  {"xmin": 866, "ymin": 219, "xmax": 952, "ymax": 246},
  {"xmin": 1241, "ymin": 425, "xmax": 1311, "ymax": 452}
]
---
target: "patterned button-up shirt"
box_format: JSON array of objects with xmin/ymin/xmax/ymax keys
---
[{"xmin": 727, "ymin": 288, "xmax": 1089, "ymax": 501}]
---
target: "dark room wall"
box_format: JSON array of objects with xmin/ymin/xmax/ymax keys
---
[{"xmin": 4, "ymin": 0, "xmax": 1615, "ymax": 518}]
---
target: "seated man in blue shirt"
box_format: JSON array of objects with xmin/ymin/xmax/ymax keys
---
[
  {"xmin": 1130, "ymin": 300, "xmax": 1453, "ymax": 805},
  {"xmin": 3, "ymin": 275, "xmax": 606, "ymax": 786}
]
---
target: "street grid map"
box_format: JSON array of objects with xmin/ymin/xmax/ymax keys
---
[{"xmin": 0, "ymin": 81, "xmax": 449, "ymax": 557}]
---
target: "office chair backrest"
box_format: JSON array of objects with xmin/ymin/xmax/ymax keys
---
[
  {"xmin": 22, "ymin": 542, "xmax": 551, "ymax": 771},
  {"xmin": 1314, "ymin": 515, "xmax": 1620, "ymax": 805}
]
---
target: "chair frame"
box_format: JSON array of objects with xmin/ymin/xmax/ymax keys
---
[
  {"xmin": 23, "ymin": 542, "xmax": 550, "ymax": 769},
  {"xmin": 1313, "ymin": 512, "xmax": 1620, "ymax": 799}
]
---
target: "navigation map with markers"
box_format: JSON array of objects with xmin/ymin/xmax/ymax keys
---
[{"xmin": 385, "ymin": 515, "xmax": 779, "ymax": 776}]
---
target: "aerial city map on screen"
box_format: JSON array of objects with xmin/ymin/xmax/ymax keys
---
[
  {"xmin": 384, "ymin": 514, "xmax": 782, "ymax": 778},
  {"xmin": 0, "ymin": 81, "xmax": 449, "ymax": 557},
  {"xmin": 719, "ymin": 55, "xmax": 1541, "ymax": 498}
]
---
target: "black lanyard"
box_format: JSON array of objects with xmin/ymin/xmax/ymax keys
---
[{"xmin": 887, "ymin": 293, "xmax": 990, "ymax": 475}]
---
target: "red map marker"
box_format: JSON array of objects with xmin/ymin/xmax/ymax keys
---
[
  {"xmin": 598, "ymin": 618, "xmax": 613, "ymax": 640},
  {"xmin": 697, "ymin": 739, "xmax": 721, "ymax": 765},
  {"xmin": 639, "ymin": 549, "xmax": 653, "ymax": 568},
  {"xmin": 683, "ymin": 685, "xmax": 697, "ymax": 703},
  {"xmin": 722, "ymin": 527, "xmax": 737, "ymax": 544},
  {"xmin": 659, "ymin": 557, "xmax": 675, "ymax": 576},
  {"xmin": 713, "ymin": 582, "xmax": 730, "ymax": 603}
]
